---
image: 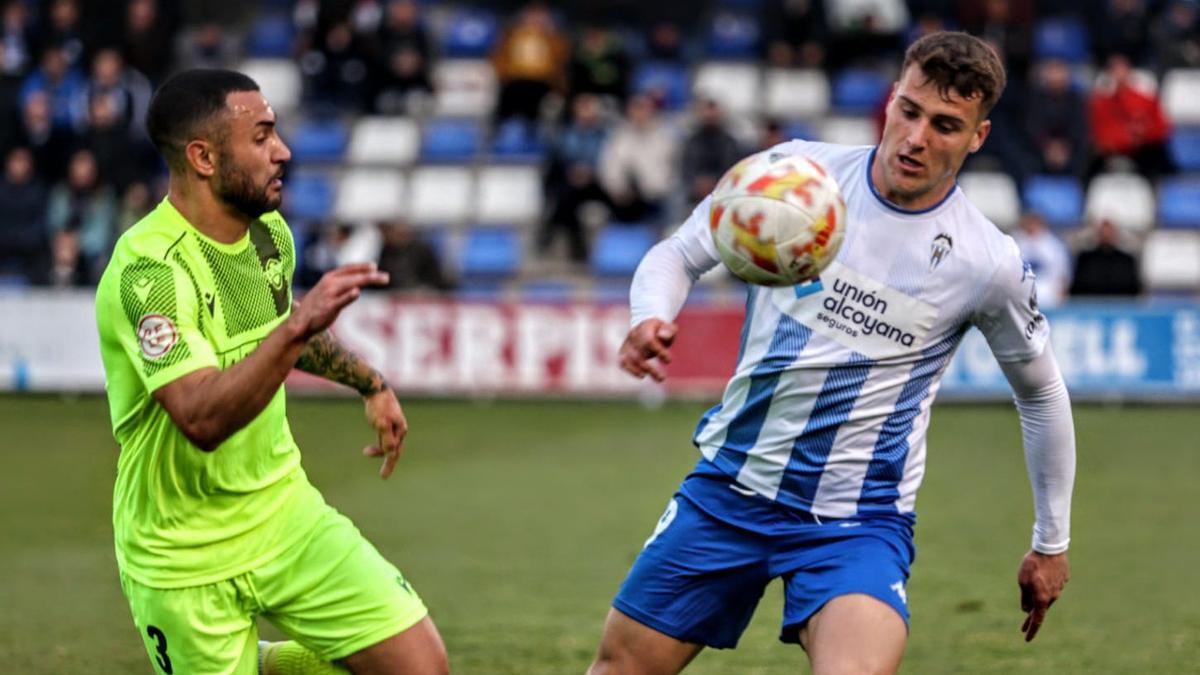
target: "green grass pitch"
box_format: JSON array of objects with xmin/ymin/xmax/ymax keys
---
[{"xmin": 0, "ymin": 395, "xmax": 1197, "ymax": 673}]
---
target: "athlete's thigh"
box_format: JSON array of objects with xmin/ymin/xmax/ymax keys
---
[
  {"xmin": 590, "ymin": 607, "xmax": 705, "ymax": 675},
  {"xmin": 800, "ymin": 594, "xmax": 907, "ymax": 675},
  {"xmin": 257, "ymin": 508, "xmax": 432, "ymax": 664},
  {"xmin": 120, "ymin": 572, "xmax": 257, "ymax": 675},
  {"xmin": 339, "ymin": 616, "xmax": 448, "ymax": 675},
  {"xmin": 611, "ymin": 492, "xmax": 771, "ymax": 651}
]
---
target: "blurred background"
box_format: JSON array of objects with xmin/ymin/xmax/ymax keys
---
[
  {"xmin": 0, "ymin": 2, "xmax": 1198, "ymax": 672},
  {"xmin": 0, "ymin": 0, "xmax": 1198, "ymax": 399}
]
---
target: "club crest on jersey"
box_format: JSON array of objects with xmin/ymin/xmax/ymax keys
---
[
  {"xmin": 929, "ymin": 233, "xmax": 953, "ymax": 271},
  {"xmin": 263, "ymin": 257, "xmax": 285, "ymax": 291},
  {"xmin": 137, "ymin": 314, "xmax": 177, "ymax": 360}
]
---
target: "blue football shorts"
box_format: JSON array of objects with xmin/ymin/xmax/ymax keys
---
[{"xmin": 612, "ymin": 469, "xmax": 916, "ymax": 649}]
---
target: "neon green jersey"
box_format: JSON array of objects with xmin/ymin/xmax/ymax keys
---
[{"xmin": 96, "ymin": 198, "xmax": 326, "ymax": 588}]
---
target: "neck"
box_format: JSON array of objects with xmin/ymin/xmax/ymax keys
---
[{"xmin": 167, "ymin": 175, "xmax": 251, "ymax": 244}]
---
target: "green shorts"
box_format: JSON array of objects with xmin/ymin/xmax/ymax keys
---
[{"xmin": 120, "ymin": 507, "xmax": 428, "ymax": 675}]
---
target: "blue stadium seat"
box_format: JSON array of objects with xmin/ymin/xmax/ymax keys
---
[
  {"xmin": 1158, "ymin": 177, "xmax": 1200, "ymax": 229},
  {"xmin": 1023, "ymin": 175, "xmax": 1084, "ymax": 230},
  {"xmin": 440, "ymin": 9, "xmax": 498, "ymax": 58},
  {"xmin": 783, "ymin": 120, "xmax": 816, "ymax": 142},
  {"xmin": 460, "ymin": 228, "xmax": 521, "ymax": 279},
  {"xmin": 832, "ymin": 69, "xmax": 890, "ymax": 114},
  {"xmin": 289, "ymin": 119, "xmax": 348, "ymax": 163},
  {"xmin": 1169, "ymin": 128, "xmax": 1200, "ymax": 172},
  {"xmin": 245, "ymin": 13, "xmax": 294, "ymax": 58},
  {"xmin": 421, "ymin": 118, "xmax": 482, "ymax": 162},
  {"xmin": 1034, "ymin": 18, "xmax": 1089, "ymax": 63},
  {"xmin": 490, "ymin": 119, "xmax": 546, "ymax": 162},
  {"xmin": 706, "ymin": 11, "xmax": 761, "ymax": 59},
  {"xmin": 283, "ymin": 172, "xmax": 335, "ymax": 221},
  {"xmin": 591, "ymin": 224, "xmax": 657, "ymax": 277},
  {"xmin": 632, "ymin": 61, "xmax": 690, "ymax": 111},
  {"xmin": 519, "ymin": 280, "xmax": 578, "ymax": 303}
]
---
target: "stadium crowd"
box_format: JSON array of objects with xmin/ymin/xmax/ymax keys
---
[{"xmin": 0, "ymin": 0, "xmax": 1197, "ymax": 301}]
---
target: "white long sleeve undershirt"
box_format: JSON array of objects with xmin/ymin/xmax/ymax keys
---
[{"xmin": 999, "ymin": 347, "xmax": 1076, "ymax": 555}]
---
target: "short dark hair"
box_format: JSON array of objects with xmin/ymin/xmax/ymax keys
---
[
  {"xmin": 145, "ymin": 69, "xmax": 260, "ymax": 172},
  {"xmin": 901, "ymin": 32, "xmax": 1007, "ymax": 116}
]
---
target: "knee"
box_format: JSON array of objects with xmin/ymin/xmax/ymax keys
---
[
  {"xmin": 814, "ymin": 655, "xmax": 898, "ymax": 675},
  {"xmin": 588, "ymin": 641, "xmax": 632, "ymax": 675}
]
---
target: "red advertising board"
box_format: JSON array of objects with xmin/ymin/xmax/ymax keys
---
[{"xmin": 287, "ymin": 296, "xmax": 744, "ymax": 397}]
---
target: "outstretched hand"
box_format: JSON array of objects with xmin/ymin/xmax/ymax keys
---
[
  {"xmin": 618, "ymin": 319, "xmax": 678, "ymax": 382},
  {"xmin": 1017, "ymin": 550, "xmax": 1069, "ymax": 642},
  {"xmin": 290, "ymin": 263, "xmax": 389, "ymax": 340},
  {"xmin": 362, "ymin": 388, "xmax": 408, "ymax": 479}
]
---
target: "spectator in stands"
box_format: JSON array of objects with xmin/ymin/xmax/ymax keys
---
[
  {"xmin": 298, "ymin": 221, "xmax": 351, "ymax": 288},
  {"xmin": 567, "ymin": 24, "xmax": 630, "ymax": 110},
  {"xmin": 86, "ymin": 94, "xmax": 155, "ymax": 192},
  {"xmin": 1088, "ymin": 54, "xmax": 1175, "ymax": 180},
  {"xmin": 957, "ymin": 0, "xmax": 1033, "ymax": 84},
  {"xmin": 1025, "ymin": 58, "xmax": 1089, "ymax": 178},
  {"xmin": 1150, "ymin": 0, "xmax": 1200, "ymax": 75},
  {"xmin": 86, "ymin": 48, "xmax": 152, "ymax": 134},
  {"xmin": 644, "ymin": 20, "xmax": 686, "ymax": 62},
  {"xmin": 1093, "ymin": 0, "xmax": 1150, "ymax": 64},
  {"xmin": 0, "ymin": 3, "xmax": 30, "ymax": 158},
  {"xmin": 763, "ymin": 0, "xmax": 828, "ymax": 69},
  {"xmin": 1012, "ymin": 211, "xmax": 1071, "ymax": 307},
  {"xmin": 599, "ymin": 93, "xmax": 677, "ymax": 224},
  {"xmin": 491, "ymin": 2, "xmax": 569, "ymax": 127},
  {"xmin": 681, "ymin": 98, "xmax": 743, "ymax": 206},
  {"xmin": 115, "ymin": 181, "xmax": 153, "ymax": 235},
  {"xmin": 40, "ymin": 0, "xmax": 84, "ymax": 69},
  {"xmin": 1069, "ymin": 218, "xmax": 1142, "ymax": 297},
  {"xmin": 121, "ymin": 0, "xmax": 176, "ymax": 83},
  {"xmin": 541, "ymin": 93, "xmax": 610, "ymax": 262},
  {"xmin": 377, "ymin": 220, "xmax": 454, "ymax": 292},
  {"xmin": 823, "ymin": 0, "xmax": 907, "ymax": 71},
  {"xmin": 1, "ymin": 0, "xmax": 35, "ymax": 77},
  {"xmin": 176, "ymin": 22, "xmax": 239, "ymax": 71},
  {"xmin": 21, "ymin": 90, "xmax": 77, "ymax": 183},
  {"xmin": 371, "ymin": 0, "xmax": 433, "ymax": 115},
  {"xmin": 302, "ymin": 18, "xmax": 372, "ymax": 112},
  {"xmin": 20, "ymin": 43, "xmax": 87, "ymax": 132},
  {"xmin": 46, "ymin": 148, "xmax": 116, "ymax": 285},
  {"xmin": 0, "ymin": 146, "xmax": 49, "ymax": 283}
]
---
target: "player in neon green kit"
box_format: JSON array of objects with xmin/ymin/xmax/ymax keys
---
[{"xmin": 95, "ymin": 69, "xmax": 449, "ymax": 674}]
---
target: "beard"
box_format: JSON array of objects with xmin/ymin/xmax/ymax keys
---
[{"xmin": 215, "ymin": 158, "xmax": 281, "ymax": 219}]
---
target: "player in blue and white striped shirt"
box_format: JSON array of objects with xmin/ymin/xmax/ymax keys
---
[{"xmin": 589, "ymin": 32, "xmax": 1075, "ymax": 675}]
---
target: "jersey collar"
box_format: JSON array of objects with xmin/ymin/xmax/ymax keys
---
[{"xmin": 865, "ymin": 146, "xmax": 959, "ymax": 216}]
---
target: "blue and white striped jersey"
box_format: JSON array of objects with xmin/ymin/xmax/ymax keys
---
[{"xmin": 648, "ymin": 140, "xmax": 1049, "ymax": 519}]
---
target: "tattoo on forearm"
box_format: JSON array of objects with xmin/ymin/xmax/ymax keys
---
[{"xmin": 295, "ymin": 330, "xmax": 387, "ymax": 396}]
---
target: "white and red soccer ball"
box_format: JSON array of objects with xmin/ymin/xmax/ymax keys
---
[{"xmin": 709, "ymin": 150, "xmax": 847, "ymax": 286}]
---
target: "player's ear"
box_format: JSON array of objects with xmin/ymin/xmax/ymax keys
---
[
  {"xmin": 184, "ymin": 138, "xmax": 218, "ymax": 178},
  {"xmin": 968, "ymin": 118, "xmax": 991, "ymax": 154}
]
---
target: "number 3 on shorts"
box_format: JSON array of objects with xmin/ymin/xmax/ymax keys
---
[
  {"xmin": 146, "ymin": 625, "xmax": 173, "ymax": 674},
  {"xmin": 644, "ymin": 498, "xmax": 679, "ymax": 548}
]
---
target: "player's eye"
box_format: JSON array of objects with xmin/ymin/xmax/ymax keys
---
[{"xmin": 901, "ymin": 107, "xmax": 918, "ymax": 119}]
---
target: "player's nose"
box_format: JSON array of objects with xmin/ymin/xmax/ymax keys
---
[
  {"xmin": 274, "ymin": 137, "xmax": 292, "ymax": 163},
  {"xmin": 904, "ymin": 120, "xmax": 928, "ymax": 151}
]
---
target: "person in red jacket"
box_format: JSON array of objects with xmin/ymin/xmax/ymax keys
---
[{"xmin": 1088, "ymin": 53, "xmax": 1176, "ymax": 179}]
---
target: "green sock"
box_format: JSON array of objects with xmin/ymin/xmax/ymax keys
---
[{"xmin": 258, "ymin": 640, "xmax": 348, "ymax": 674}]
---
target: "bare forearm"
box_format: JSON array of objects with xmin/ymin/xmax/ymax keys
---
[
  {"xmin": 294, "ymin": 329, "xmax": 387, "ymax": 396},
  {"xmin": 156, "ymin": 316, "xmax": 309, "ymax": 450}
]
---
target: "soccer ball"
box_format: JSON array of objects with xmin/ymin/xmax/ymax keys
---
[{"xmin": 709, "ymin": 150, "xmax": 847, "ymax": 286}]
